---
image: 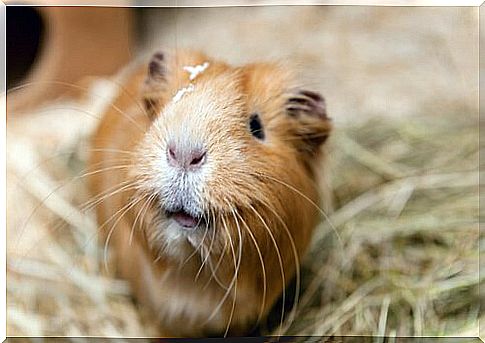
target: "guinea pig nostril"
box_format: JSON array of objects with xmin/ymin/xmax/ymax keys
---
[
  {"xmin": 190, "ymin": 151, "xmax": 206, "ymax": 166},
  {"xmin": 168, "ymin": 147, "xmax": 177, "ymax": 161}
]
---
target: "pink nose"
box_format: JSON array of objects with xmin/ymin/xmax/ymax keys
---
[{"xmin": 167, "ymin": 145, "xmax": 207, "ymax": 170}]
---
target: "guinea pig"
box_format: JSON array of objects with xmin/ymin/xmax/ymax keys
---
[{"xmin": 88, "ymin": 49, "xmax": 332, "ymax": 337}]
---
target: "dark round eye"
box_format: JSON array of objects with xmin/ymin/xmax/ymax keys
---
[{"xmin": 249, "ymin": 113, "xmax": 265, "ymax": 140}]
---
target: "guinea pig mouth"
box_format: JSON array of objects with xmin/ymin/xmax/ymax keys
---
[{"xmin": 165, "ymin": 209, "xmax": 205, "ymax": 229}]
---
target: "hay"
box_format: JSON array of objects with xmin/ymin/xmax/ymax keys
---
[
  {"xmin": 283, "ymin": 113, "xmax": 481, "ymax": 337},
  {"xmin": 6, "ymin": 77, "xmax": 480, "ymax": 337}
]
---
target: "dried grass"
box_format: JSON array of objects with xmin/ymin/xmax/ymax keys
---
[
  {"xmin": 280, "ymin": 112, "xmax": 481, "ymax": 337},
  {"xmin": 5, "ymin": 77, "xmax": 481, "ymax": 338}
]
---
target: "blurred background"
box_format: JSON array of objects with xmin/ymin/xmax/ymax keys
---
[
  {"xmin": 6, "ymin": 3, "xmax": 482, "ymax": 338},
  {"xmin": 7, "ymin": 5, "xmax": 478, "ymax": 123}
]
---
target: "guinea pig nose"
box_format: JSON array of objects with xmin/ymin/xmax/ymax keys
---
[{"xmin": 167, "ymin": 145, "xmax": 207, "ymax": 170}]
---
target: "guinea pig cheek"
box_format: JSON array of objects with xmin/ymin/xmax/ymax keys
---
[{"xmin": 202, "ymin": 146, "xmax": 254, "ymax": 212}]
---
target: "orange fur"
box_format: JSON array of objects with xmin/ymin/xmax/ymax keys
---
[{"xmin": 88, "ymin": 49, "xmax": 332, "ymax": 337}]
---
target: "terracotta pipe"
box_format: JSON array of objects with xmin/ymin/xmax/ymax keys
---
[{"xmin": 7, "ymin": 5, "xmax": 134, "ymax": 114}]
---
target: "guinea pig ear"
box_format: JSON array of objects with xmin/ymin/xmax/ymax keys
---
[
  {"xmin": 285, "ymin": 89, "xmax": 332, "ymax": 155},
  {"xmin": 147, "ymin": 51, "xmax": 167, "ymax": 82},
  {"xmin": 142, "ymin": 51, "xmax": 167, "ymax": 120}
]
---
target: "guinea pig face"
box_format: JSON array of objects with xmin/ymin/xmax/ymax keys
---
[
  {"xmin": 134, "ymin": 72, "xmax": 257, "ymax": 254},
  {"xmin": 133, "ymin": 51, "xmax": 331, "ymax": 260}
]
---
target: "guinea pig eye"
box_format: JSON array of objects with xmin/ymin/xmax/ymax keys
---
[{"xmin": 249, "ymin": 113, "xmax": 265, "ymax": 140}]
